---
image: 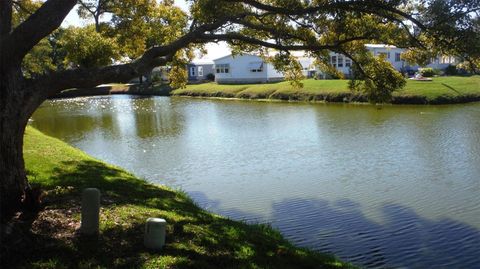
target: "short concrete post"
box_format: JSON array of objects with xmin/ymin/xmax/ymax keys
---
[
  {"xmin": 80, "ymin": 188, "xmax": 100, "ymax": 235},
  {"xmin": 144, "ymin": 218, "xmax": 167, "ymax": 250}
]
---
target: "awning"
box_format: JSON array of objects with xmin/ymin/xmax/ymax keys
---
[{"xmin": 248, "ymin": 62, "xmax": 264, "ymax": 69}]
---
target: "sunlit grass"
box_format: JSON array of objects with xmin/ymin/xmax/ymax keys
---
[{"xmin": 172, "ymin": 76, "xmax": 480, "ymax": 104}]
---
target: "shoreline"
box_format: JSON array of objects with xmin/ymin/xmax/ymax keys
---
[
  {"xmin": 51, "ymin": 76, "xmax": 480, "ymax": 105},
  {"xmin": 5, "ymin": 127, "xmax": 353, "ymax": 268},
  {"xmin": 172, "ymin": 90, "xmax": 480, "ymax": 105}
]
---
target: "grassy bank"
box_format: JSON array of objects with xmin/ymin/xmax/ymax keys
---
[
  {"xmin": 172, "ymin": 76, "xmax": 480, "ymax": 104},
  {"xmin": 4, "ymin": 127, "xmax": 352, "ymax": 268}
]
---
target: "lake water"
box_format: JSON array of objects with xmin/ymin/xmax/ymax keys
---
[{"xmin": 31, "ymin": 96, "xmax": 480, "ymax": 268}]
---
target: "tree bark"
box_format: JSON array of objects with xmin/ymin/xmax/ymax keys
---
[{"xmin": 0, "ymin": 70, "xmax": 30, "ymax": 222}]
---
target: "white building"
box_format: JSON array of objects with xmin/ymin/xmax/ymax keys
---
[
  {"xmin": 212, "ymin": 45, "xmax": 459, "ymax": 84},
  {"xmin": 326, "ymin": 44, "xmax": 458, "ymax": 77},
  {"xmin": 213, "ymin": 54, "xmax": 284, "ymax": 84},
  {"xmin": 298, "ymin": 57, "xmax": 318, "ymax": 78}
]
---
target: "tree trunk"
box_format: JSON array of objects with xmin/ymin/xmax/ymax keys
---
[{"xmin": 0, "ymin": 69, "xmax": 31, "ymax": 222}]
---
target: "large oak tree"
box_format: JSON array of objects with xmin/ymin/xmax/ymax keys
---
[{"xmin": 1, "ymin": 0, "xmax": 478, "ymax": 221}]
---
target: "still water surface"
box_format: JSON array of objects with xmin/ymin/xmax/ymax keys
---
[{"xmin": 31, "ymin": 96, "xmax": 480, "ymax": 268}]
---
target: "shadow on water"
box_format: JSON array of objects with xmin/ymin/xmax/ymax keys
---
[{"xmin": 189, "ymin": 192, "xmax": 480, "ymax": 268}]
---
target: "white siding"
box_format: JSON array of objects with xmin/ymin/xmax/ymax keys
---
[
  {"xmin": 366, "ymin": 45, "xmax": 406, "ymax": 70},
  {"xmin": 214, "ymin": 54, "xmax": 268, "ymax": 83},
  {"xmin": 213, "ymin": 54, "xmax": 285, "ymax": 83}
]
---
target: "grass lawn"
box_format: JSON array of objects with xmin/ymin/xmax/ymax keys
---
[
  {"xmin": 172, "ymin": 76, "xmax": 480, "ymax": 104},
  {"xmin": 4, "ymin": 127, "xmax": 353, "ymax": 268}
]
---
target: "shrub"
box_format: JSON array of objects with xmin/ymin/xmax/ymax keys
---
[
  {"xmin": 206, "ymin": 73, "xmax": 215, "ymax": 81},
  {"xmin": 151, "ymin": 73, "xmax": 162, "ymax": 83},
  {"xmin": 419, "ymin": 68, "xmax": 435, "ymax": 77},
  {"xmin": 445, "ymin": 65, "xmax": 458, "ymax": 76}
]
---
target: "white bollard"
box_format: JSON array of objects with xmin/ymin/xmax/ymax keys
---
[
  {"xmin": 144, "ymin": 218, "xmax": 167, "ymax": 250},
  {"xmin": 80, "ymin": 188, "xmax": 100, "ymax": 235}
]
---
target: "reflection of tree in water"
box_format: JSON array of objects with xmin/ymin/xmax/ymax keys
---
[
  {"xmin": 31, "ymin": 96, "xmax": 185, "ymax": 141},
  {"xmin": 130, "ymin": 97, "xmax": 184, "ymax": 139},
  {"xmin": 189, "ymin": 191, "xmax": 480, "ymax": 269},
  {"xmin": 31, "ymin": 100, "xmax": 112, "ymax": 142}
]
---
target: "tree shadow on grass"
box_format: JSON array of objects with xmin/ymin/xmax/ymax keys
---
[
  {"xmin": 441, "ymin": 83, "xmax": 461, "ymax": 94},
  {"xmin": 6, "ymin": 160, "xmax": 348, "ymax": 268}
]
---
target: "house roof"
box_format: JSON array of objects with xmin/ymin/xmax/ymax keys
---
[
  {"xmin": 212, "ymin": 53, "xmax": 259, "ymax": 62},
  {"xmin": 365, "ymin": 44, "xmax": 398, "ymax": 49},
  {"xmin": 190, "ymin": 59, "xmax": 214, "ymax": 65}
]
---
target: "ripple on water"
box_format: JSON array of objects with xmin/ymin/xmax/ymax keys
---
[{"xmin": 31, "ymin": 97, "xmax": 480, "ymax": 268}]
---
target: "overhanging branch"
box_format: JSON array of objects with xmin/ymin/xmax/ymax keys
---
[
  {"xmin": 7, "ymin": 0, "xmax": 76, "ymax": 65},
  {"xmin": 196, "ymin": 33, "xmax": 370, "ymax": 51}
]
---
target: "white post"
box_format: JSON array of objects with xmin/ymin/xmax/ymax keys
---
[
  {"xmin": 144, "ymin": 218, "xmax": 167, "ymax": 250},
  {"xmin": 80, "ymin": 188, "xmax": 100, "ymax": 235}
]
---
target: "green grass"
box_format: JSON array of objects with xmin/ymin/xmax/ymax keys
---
[
  {"xmin": 394, "ymin": 76, "xmax": 480, "ymax": 103},
  {"xmin": 172, "ymin": 76, "xmax": 480, "ymax": 104},
  {"xmin": 9, "ymin": 127, "xmax": 354, "ymax": 269}
]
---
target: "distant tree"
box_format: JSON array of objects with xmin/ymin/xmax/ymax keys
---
[
  {"xmin": 77, "ymin": 0, "xmax": 114, "ymax": 32},
  {"xmin": 0, "ymin": 0, "xmax": 479, "ymax": 222}
]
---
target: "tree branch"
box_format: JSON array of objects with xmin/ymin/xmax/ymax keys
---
[
  {"xmin": 7, "ymin": 0, "xmax": 76, "ymax": 65},
  {"xmin": 196, "ymin": 33, "xmax": 369, "ymax": 51},
  {"xmin": 29, "ymin": 54, "xmax": 173, "ymax": 102},
  {"xmin": 229, "ymin": 0, "xmax": 428, "ymax": 31}
]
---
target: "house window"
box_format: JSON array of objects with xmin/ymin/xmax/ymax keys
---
[
  {"xmin": 190, "ymin": 67, "xmax": 196, "ymax": 76},
  {"xmin": 395, "ymin": 53, "xmax": 401, "ymax": 62},
  {"xmin": 378, "ymin": 52, "xmax": 388, "ymax": 59},
  {"xmin": 338, "ymin": 56, "xmax": 344, "ymax": 68},
  {"xmin": 216, "ymin": 64, "xmax": 230, "ymax": 74},
  {"xmin": 345, "ymin": 58, "xmax": 352, "ymax": 67},
  {"xmin": 198, "ymin": 66, "xmax": 204, "ymax": 76},
  {"xmin": 331, "ymin": 56, "xmax": 337, "ymax": 67},
  {"xmin": 248, "ymin": 62, "xmax": 264, "ymax": 72}
]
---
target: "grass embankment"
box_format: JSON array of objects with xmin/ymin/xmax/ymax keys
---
[
  {"xmin": 172, "ymin": 76, "xmax": 480, "ymax": 104},
  {"xmin": 5, "ymin": 127, "xmax": 352, "ymax": 268}
]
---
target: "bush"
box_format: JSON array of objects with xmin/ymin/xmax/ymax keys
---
[
  {"xmin": 206, "ymin": 73, "xmax": 215, "ymax": 81},
  {"xmin": 445, "ymin": 65, "xmax": 458, "ymax": 76},
  {"xmin": 419, "ymin": 68, "xmax": 436, "ymax": 77},
  {"xmin": 151, "ymin": 73, "xmax": 162, "ymax": 83}
]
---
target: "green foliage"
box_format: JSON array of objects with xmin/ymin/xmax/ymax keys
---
[
  {"xmin": 60, "ymin": 26, "xmax": 120, "ymax": 68},
  {"xmin": 349, "ymin": 52, "xmax": 406, "ymax": 103},
  {"xmin": 22, "ymin": 39, "xmax": 56, "ymax": 78},
  {"xmin": 269, "ymin": 53, "xmax": 305, "ymax": 89},
  {"xmin": 445, "ymin": 65, "xmax": 458, "ymax": 76},
  {"xmin": 419, "ymin": 68, "xmax": 436, "ymax": 77},
  {"xmin": 206, "ymin": 73, "xmax": 215, "ymax": 81},
  {"xmin": 12, "ymin": 0, "xmax": 42, "ymax": 27}
]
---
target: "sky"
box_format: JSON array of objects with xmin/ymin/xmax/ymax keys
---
[{"xmin": 62, "ymin": 0, "xmax": 230, "ymax": 61}]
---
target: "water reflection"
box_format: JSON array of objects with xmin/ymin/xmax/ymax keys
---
[
  {"xmin": 190, "ymin": 191, "xmax": 480, "ymax": 268},
  {"xmin": 31, "ymin": 97, "xmax": 480, "ymax": 268}
]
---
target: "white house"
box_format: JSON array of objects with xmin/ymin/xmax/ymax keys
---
[
  {"xmin": 212, "ymin": 45, "xmax": 459, "ymax": 84},
  {"xmin": 213, "ymin": 54, "xmax": 284, "ymax": 84},
  {"xmin": 366, "ymin": 44, "xmax": 406, "ymax": 70},
  {"xmin": 298, "ymin": 57, "xmax": 318, "ymax": 78},
  {"xmin": 323, "ymin": 44, "xmax": 460, "ymax": 78}
]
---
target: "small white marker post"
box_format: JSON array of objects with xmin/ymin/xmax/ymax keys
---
[
  {"xmin": 80, "ymin": 188, "xmax": 100, "ymax": 235},
  {"xmin": 144, "ymin": 218, "xmax": 167, "ymax": 250}
]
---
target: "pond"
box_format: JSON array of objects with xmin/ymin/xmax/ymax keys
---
[{"xmin": 31, "ymin": 96, "xmax": 480, "ymax": 268}]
